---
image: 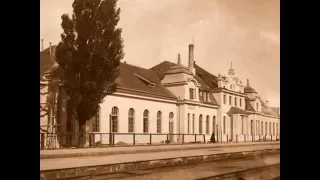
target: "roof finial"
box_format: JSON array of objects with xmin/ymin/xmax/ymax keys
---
[{"xmin": 177, "ymin": 53, "xmax": 181, "ymax": 65}]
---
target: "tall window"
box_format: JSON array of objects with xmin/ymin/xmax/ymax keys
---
[
  {"xmin": 261, "ymin": 121, "xmax": 264, "ymax": 135},
  {"xmin": 223, "ymin": 116, "xmax": 226, "ymax": 134},
  {"xmin": 223, "ymin": 95, "xmax": 226, "ymax": 104},
  {"xmin": 206, "ymin": 115, "xmax": 209, "ymax": 134},
  {"xmin": 229, "ymin": 96, "xmax": 232, "ymax": 105},
  {"xmin": 212, "ymin": 116, "xmax": 216, "ymax": 133},
  {"xmin": 235, "ymin": 97, "xmax": 237, "ymax": 107},
  {"xmin": 241, "ymin": 116, "xmax": 244, "ymax": 135},
  {"xmin": 265, "ymin": 122, "xmax": 268, "ymax": 135},
  {"xmin": 276, "ymin": 123, "xmax": 279, "ymax": 135},
  {"xmin": 240, "ymin": 98, "xmax": 242, "ymax": 107},
  {"xmin": 157, "ymin": 111, "xmax": 162, "ymax": 133},
  {"xmin": 273, "ymin": 123, "xmax": 275, "ymax": 135},
  {"xmin": 92, "ymin": 108, "xmax": 100, "ymax": 132},
  {"xmin": 189, "ymin": 88, "xmax": 196, "ymax": 99},
  {"xmin": 128, "ymin": 108, "xmax": 135, "ymax": 133},
  {"xmin": 187, "ymin": 113, "xmax": 190, "ymax": 134},
  {"xmin": 203, "ymin": 92, "xmax": 207, "ymax": 102},
  {"xmin": 251, "ymin": 120, "xmax": 254, "ymax": 135},
  {"xmin": 143, "ymin": 110, "xmax": 149, "ymax": 133},
  {"xmin": 199, "ymin": 115, "xmax": 203, "ymax": 134},
  {"xmin": 269, "ymin": 122, "xmax": 271, "ymax": 135},
  {"xmin": 192, "ymin": 114, "xmax": 195, "ymax": 134},
  {"xmin": 111, "ymin": 107, "xmax": 119, "ymax": 132}
]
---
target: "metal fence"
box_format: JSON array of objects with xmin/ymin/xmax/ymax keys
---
[{"xmin": 40, "ymin": 132, "xmax": 280, "ymax": 150}]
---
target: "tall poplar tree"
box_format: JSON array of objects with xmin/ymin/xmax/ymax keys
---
[{"xmin": 55, "ymin": 0, "xmax": 124, "ymax": 146}]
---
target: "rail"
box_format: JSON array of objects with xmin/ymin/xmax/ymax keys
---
[
  {"xmin": 40, "ymin": 132, "xmax": 280, "ymax": 150},
  {"xmin": 196, "ymin": 163, "xmax": 280, "ymax": 180}
]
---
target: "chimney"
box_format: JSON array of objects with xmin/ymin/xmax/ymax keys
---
[
  {"xmin": 177, "ymin": 53, "xmax": 181, "ymax": 65},
  {"xmin": 49, "ymin": 42, "xmax": 52, "ymax": 55},
  {"xmin": 188, "ymin": 44, "xmax": 194, "ymax": 69},
  {"xmin": 41, "ymin": 39, "xmax": 44, "ymax": 52},
  {"xmin": 247, "ymin": 79, "xmax": 250, "ymax": 86},
  {"xmin": 188, "ymin": 44, "xmax": 195, "ymax": 75}
]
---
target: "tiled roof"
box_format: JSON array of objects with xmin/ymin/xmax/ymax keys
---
[
  {"xmin": 245, "ymin": 97, "xmax": 255, "ymax": 112},
  {"xmin": 116, "ymin": 62, "xmax": 177, "ymax": 100},
  {"xmin": 244, "ymin": 85, "xmax": 257, "ymax": 94},
  {"xmin": 261, "ymin": 105, "xmax": 279, "ymax": 117},
  {"xmin": 40, "ymin": 46, "xmax": 57, "ymax": 77},
  {"xmin": 227, "ymin": 107, "xmax": 250, "ymax": 115}
]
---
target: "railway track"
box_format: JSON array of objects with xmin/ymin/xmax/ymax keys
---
[{"xmin": 196, "ymin": 163, "xmax": 280, "ymax": 180}]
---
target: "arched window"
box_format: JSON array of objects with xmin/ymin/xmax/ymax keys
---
[
  {"xmin": 223, "ymin": 116, "xmax": 226, "ymax": 134},
  {"xmin": 128, "ymin": 108, "xmax": 135, "ymax": 133},
  {"xmin": 187, "ymin": 113, "xmax": 190, "ymax": 134},
  {"xmin": 251, "ymin": 120, "xmax": 254, "ymax": 135},
  {"xmin": 261, "ymin": 121, "xmax": 264, "ymax": 135},
  {"xmin": 206, "ymin": 115, "xmax": 210, "ymax": 134},
  {"xmin": 192, "ymin": 114, "xmax": 195, "ymax": 134},
  {"xmin": 169, "ymin": 112, "xmax": 174, "ymax": 135},
  {"xmin": 143, "ymin": 110, "xmax": 149, "ymax": 133},
  {"xmin": 111, "ymin": 107, "xmax": 119, "ymax": 132},
  {"xmin": 265, "ymin": 122, "xmax": 268, "ymax": 135},
  {"xmin": 92, "ymin": 108, "xmax": 100, "ymax": 132},
  {"xmin": 241, "ymin": 116, "xmax": 244, "ymax": 135},
  {"xmin": 269, "ymin": 122, "xmax": 271, "ymax": 135},
  {"xmin": 199, "ymin": 115, "xmax": 203, "ymax": 134},
  {"xmin": 273, "ymin": 123, "xmax": 275, "ymax": 135},
  {"xmin": 212, "ymin": 116, "xmax": 216, "ymax": 133},
  {"xmin": 157, "ymin": 111, "xmax": 162, "ymax": 133}
]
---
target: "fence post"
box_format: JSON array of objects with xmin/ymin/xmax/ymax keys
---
[
  {"xmin": 167, "ymin": 134, "xmax": 169, "ymax": 143},
  {"xmin": 149, "ymin": 134, "xmax": 152, "ymax": 145},
  {"xmin": 195, "ymin": 134, "xmax": 197, "ymax": 143},
  {"xmin": 259, "ymin": 135, "xmax": 261, "ymax": 142},
  {"xmin": 252, "ymin": 135, "xmax": 254, "ymax": 142},
  {"xmin": 271, "ymin": 135, "xmax": 273, "ymax": 141},
  {"xmin": 203, "ymin": 135, "xmax": 206, "ymax": 143},
  {"xmin": 40, "ymin": 133, "xmax": 45, "ymax": 150},
  {"xmin": 236, "ymin": 135, "xmax": 238, "ymax": 143},
  {"xmin": 133, "ymin": 134, "xmax": 135, "ymax": 146}
]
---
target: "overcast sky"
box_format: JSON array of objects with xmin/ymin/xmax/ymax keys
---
[{"xmin": 40, "ymin": 0, "xmax": 280, "ymax": 107}]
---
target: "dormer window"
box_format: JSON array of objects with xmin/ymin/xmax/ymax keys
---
[
  {"xmin": 133, "ymin": 73, "xmax": 156, "ymax": 88},
  {"xmin": 189, "ymin": 88, "xmax": 196, "ymax": 99}
]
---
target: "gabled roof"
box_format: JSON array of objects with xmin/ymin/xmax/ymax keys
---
[
  {"xmin": 116, "ymin": 62, "xmax": 177, "ymax": 100},
  {"xmin": 150, "ymin": 61, "xmax": 218, "ymax": 90},
  {"xmin": 227, "ymin": 107, "xmax": 250, "ymax": 115}
]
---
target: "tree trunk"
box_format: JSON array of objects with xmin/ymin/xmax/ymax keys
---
[{"xmin": 78, "ymin": 121, "xmax": 86, "ymax": 148}]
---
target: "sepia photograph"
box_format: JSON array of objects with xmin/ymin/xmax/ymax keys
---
[{"xmin": 40, "ymin": 0, "xmax": 280, "ymax": 179}]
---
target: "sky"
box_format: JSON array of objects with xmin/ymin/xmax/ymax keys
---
[{"xmin": 40, "ymin": 0, "xmax": 280, "ymax": 107}]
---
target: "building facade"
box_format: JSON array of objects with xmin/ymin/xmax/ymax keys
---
[{"xmin": 87, "ymin": 44, "xmax": 280, "ymax": 145}]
